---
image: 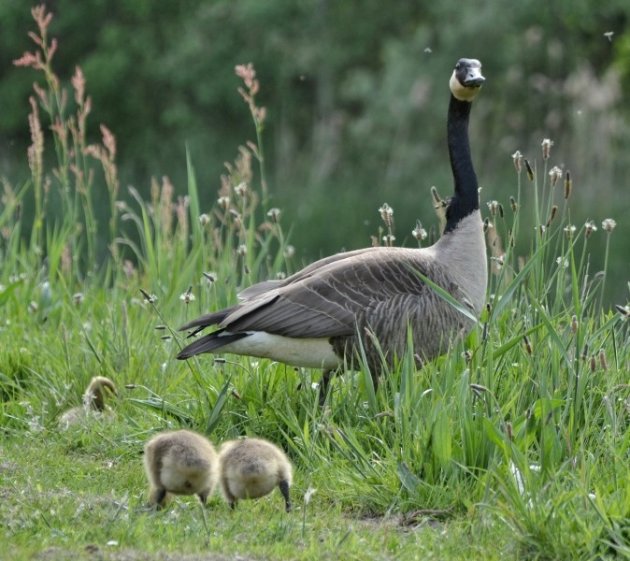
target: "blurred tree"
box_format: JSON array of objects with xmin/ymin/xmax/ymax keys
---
[{"xmin": 1, "ymin": 0, "xmax": 628, "ymax": 296}]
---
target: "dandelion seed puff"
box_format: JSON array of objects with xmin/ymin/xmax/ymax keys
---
[
  {"xmin": 601, "ymin": 218, "xmax": 616, "ymax": 232},
  {"xmin": 199, "ymin": 213, "xmax": 210, "ymax": 226},
  {"xmin": 237, "ymin": 244, "xmax": 248, "ymax": 256},
  {"xmin": 556, "ymin": 257, "xmax": 569, "ymax": 269}
]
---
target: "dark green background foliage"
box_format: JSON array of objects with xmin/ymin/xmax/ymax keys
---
[{"xmin": 1, "ymin": 0, "xmax": 628, "ymax": 297}]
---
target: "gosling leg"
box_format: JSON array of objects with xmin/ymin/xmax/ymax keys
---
[{"xmin": 279, "ymin": 479, "xmax": 291, "ymax": 512}]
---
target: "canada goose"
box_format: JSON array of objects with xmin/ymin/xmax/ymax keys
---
[
  {"xmin": 143, "ymin": 429, "xmax": 218, "ymax": 509},
  {"xmin": 58, "ymin": 376, "xmax": 117, "ymax": 429},
  {"xmin": 177, "ymin": 58, "xmax": 487, "ymax": 401},
  {"xmin": 218, "ymin": 437, "xmax": 292, "ymax": 512}
]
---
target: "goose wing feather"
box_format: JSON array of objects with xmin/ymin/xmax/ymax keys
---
[
  {"xmin": 220, "ymin": 247, "xmax": 439, "ymax": 338},
  {"xmin": 236, "ymin": 246, "xmax": 379, "ymax": 301}
]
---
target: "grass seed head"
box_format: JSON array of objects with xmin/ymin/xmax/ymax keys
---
[
  {"xmin": 511, "ymin": 150, "xmax": 523, "ymax": 173},
  {"xmin": 412, "ymin": 221, "xmax": 427, "ymax": 241},
  {"xmin": 378, "ymin": 203, "xmax": 394, "ymax": 227},
  {"xmin": 584, "ymin": 220, "xmax": 597, "ymax": 238},
  {"xmin": 563, "ymin": 171, "xmax": 572, "ymax": 199},
  {"xmin": 524, "ymin": 158, "xmax": 534, "ymax": 181},
  {"xmin": 549, "ymin": 166, "xmax": 562, "ymax": 187},
  {"xmin": 541, "ymin": 138, "xmax": 554, "ymax": 160}
]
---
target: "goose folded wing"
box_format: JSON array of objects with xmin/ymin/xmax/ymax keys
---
[
  {"xmin": 237, "ymin": 247, "xmax": 380, "ymax": 301},
  {"xmin": 221, "ymin": 252, "xmax": 434, "ymax": 339}
]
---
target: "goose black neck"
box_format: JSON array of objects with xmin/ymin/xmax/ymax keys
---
[{"xmin": 444, "ymin": 94, "xmax": 479, "ymax": 234}]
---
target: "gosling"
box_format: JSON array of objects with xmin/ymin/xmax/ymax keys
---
[
  {"xmin": 143, "ymin": 429, "xmax": 218, "ymax": 509},
  {"xmin": 58, "ymin": 376, "xmax": 117, "ymax": 429},
  {"xmin": 218, "ymin": 437, "xmax": 293, "ymax": 512}
]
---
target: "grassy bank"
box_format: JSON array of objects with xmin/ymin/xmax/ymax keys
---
[{"xmin": 1, "ymin": 7, "xmax": 628, "ymax": 561}]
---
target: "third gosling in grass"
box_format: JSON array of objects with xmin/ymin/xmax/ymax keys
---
[
  {"xmin": 58, "ymin": 376, "xmax": 117, "ymax": 429},
  {"xmin": 218, "ymin": 437, "xmax": 293, "ymax": 512},
  {"xmin": 143, "ymin": 429, "xmax": 218, "ymax": 509}
]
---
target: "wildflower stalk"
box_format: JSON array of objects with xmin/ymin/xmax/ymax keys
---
[
  {"xmin": 599, "ymin": 220, "xmax": 616, "ymax": 313},
  {"xmin": 235, "ymin": 63, "xmax": 269, "ymax": 210}
]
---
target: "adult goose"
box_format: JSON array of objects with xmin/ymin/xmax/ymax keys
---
[{"xmin": 177, "ymin": 58, "xmax": 487, "ymax": 400}]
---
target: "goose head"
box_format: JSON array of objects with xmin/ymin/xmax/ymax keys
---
[{"xmin": 449, "ymin": 58, "xmax": 485, "ymax": 102}]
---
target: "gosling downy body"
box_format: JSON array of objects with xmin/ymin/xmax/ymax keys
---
[
  {"xmin": 177, "ymin": 58, "xmax": 487, "ymax": 399},
  {"xmin": 58, "ymin": 376, "xmax": 117, "ymax": 429},
  {"xmin": 144, "ymin": 429, "xmax": 218, "ymax": 508},
  {"xmin": 218, "ymin": 437, "xmax": 292, "ymax": 512}
]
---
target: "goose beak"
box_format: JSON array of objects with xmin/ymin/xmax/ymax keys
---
[{"xmin": 462, "ymin": 71, "xmax": 485, "ymax": 88}]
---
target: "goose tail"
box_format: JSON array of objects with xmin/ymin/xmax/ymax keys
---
[
  {"xmin": 178, "ymin": 306, "xmax": 237, "ymax": 335},
  {"xmin": 176, "ymin": 329, "xmax": 248, "ymax": 359}
]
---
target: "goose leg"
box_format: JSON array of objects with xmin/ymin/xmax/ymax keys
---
[{"xmin": 318, "ymin": 369, "xmax": 336, "ymax": 405}]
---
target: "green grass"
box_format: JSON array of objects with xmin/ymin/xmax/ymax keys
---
[{"xmin": 1, "ymin": 7, "xmax": 629, "ymax": 561}]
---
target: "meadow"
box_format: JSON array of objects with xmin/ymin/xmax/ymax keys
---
[{"xmin": 1, "ymin": 7, "xmax": 628, "ymax": 561}]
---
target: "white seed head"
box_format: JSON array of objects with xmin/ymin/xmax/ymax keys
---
[
  {"xmin": 412, "ymin": 221, "xmax": 428, "ymax": 241},
  {"xmin": 234, "ymin": 182, "xmax": 248, "ymax": 197},
  {"xmin": 601, "ymin": 218, "xmax": 617, "ymax": 232},
  {"xmin": 584, "ymin": 220, "xmax": 597, "ymax": 238},
  {"xmin": 486, "ymin": 200, "xmax": 500, "ymax": 216},
  {"xmin": 199, "ymin": 213, "xmax": 210, "ymax": 226},
  {"xmin": 511, "ymin": 150, "xmax": 523, "ymax": 173},
  {"xmin": 563, "ymin": 225, "xmax": 576, "ymax": 238},
  {"xmin": 202, "ymin": 271, "xmax": 217, "ymax": 284},
  {"xmin": 217, "ymin": 196, "xmax": 230, "ymax": 210},
  {"xmin": 556, "ymin": 257, "xmax": 569, "ymax": 269},
  {"xmin": 283, "ymin": 245, "xmax": 295, "ymax": 259},
  {"xmin": 179, "ymin": 288, "xmax": 195, "ymax": 304},
  {"xmin": 304, "ymin": 486, "xmax": 317, "ymax": 505},
  {"xmin": 267, "ymin": 208, "xmax": 281, "ymax": 222},
  {"xmin": 549, "ymin": 166, "xmax": 562, "ymax": 187},
  {"xmin": 541, "ymin": 138, "xmax": 554, "ymax": 160},
  {"xmin": 237, "ymin": 244, "xmax": 248, "ymax": 256}
]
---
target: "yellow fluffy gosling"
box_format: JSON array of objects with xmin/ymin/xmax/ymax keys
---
[
  {"xmin": 218, "ymin": 437, "xmax": 293, "ymax": 512},
  {"xmin": 58, "ymin": 376, "xmax": 117, "ymax": 429},
  {"xmin": 143, "ymin": 429, "xmax": 218, "ymax": 509}
]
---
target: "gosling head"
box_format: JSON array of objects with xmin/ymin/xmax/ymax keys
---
[
  {"xmin": 449, "ymin": 58, "xmax": 485, "ymax": 102},
  {"xmin": 84, "ymin": 376, "xmax": 118, "ymax": 411}
]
